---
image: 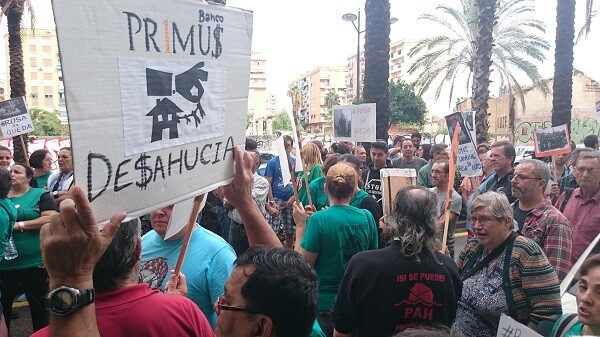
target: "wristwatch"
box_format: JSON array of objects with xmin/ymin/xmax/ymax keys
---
[{"xmin": 45, "ymin": 286, "xmax": 95, "ymax": 316}]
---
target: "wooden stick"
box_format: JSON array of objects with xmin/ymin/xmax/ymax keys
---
[
  {"xmin": 442, "ymin": 122, "xmax": 460, "ymax": 251},
  {"xmin": 301, "ymin": 161, "xmax": 314, "ymax": 208},
  {"xmin": 173, "ymin": 194, "xmax": 206, "ymax": 277},
  {"xmin": 286, "ymin": 150, "xmax": 300, "ymax": 206},
  {"xmin": 19, "ymin": 135, "xmax": 29, "ymax": 162},
  {"xmin": 552, "ymin": 155, "xmax": 558, "ymax": 181}
]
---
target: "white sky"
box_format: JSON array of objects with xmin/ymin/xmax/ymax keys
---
[{"xmin": 1, "ymin": 0, "xmax": 598, "ymax": 118}]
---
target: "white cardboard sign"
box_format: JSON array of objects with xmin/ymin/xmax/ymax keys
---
[
  {"xmin": 0, "ymin": 97, "xmax": 34, "ymax": 138},
  {"xmin": 496, "ymin": 314, "xmax": 542, "ymax": 337},
  {"xmin": 445, "ymin": 112, "xmax": 482, "ymax": 177},
  {"xmin": 333, "ymin": 103, "xmax": 376, "ymax": 142},
  {"xmin": 52, "ymin": 0, "xmax": 253, "ymax": 223}
]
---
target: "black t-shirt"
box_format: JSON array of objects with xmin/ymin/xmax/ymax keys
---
[
  {"xmin": 361, "ymin": 161, "xmax": 393, "ymax": 214},
  {"xmin": 513, "ymin": 205, "xmax": 532, "ymax": 231},
  {"xmin": 485, "ymin": 171, "xmax": 517, "ymax": 204},
  {"xmin": 334, "ymin": 241, "xmax": 463, "ymax": 337}
]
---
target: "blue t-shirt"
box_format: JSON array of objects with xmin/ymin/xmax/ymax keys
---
[
  {"xmin": 139, "ymin": 225, "xmax": 236, "ymax": 328},
  {"xmin": 265, "ymin": 155, "xmax": 295, "ymax": 200}
]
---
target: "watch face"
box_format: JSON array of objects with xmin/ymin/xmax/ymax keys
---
[{"xmin": 51, "ymin": 289, "xmax": 76, "ymax": 314}]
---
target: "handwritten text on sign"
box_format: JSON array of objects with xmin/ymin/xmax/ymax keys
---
[
  {"xmin": 333, "ymin": 103, "xmax": 376, "ymax": 142},
  {"xmin": 52, "ymin": 0, "xmax": 251, "ymax": 223}
]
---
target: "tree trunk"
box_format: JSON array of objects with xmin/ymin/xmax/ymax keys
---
[
  {"xmin": 472, "ymin": 0, "xmax": 497, "ymax": 141},
  {"xmin": 363, "ymin": 0, "xmax": 391, "ymax": 141},
  {"xmin": 551, "ymin": 0, "xmax": 575, "ymax": 128},
  {"xmin": 6, "ymin": 0, "xmax": 28, "ymax": 163}
]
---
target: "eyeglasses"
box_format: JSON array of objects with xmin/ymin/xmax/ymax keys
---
[
  {"xmin": 575, "ymin": 167, "xmax": 600, "ymax": 174},
  {"xmin": 214, "ymin": 295, "xmax": 260, "ymax": 315},
  {"xmin": 431, "ymin": 169, "xmax": 446, "ymax": 176},
  {"xmin": 469, "ymin": 216, "xmax": 502, "ymax": 225},
  {"xmin": 511, "ymin": 174, "xmax": 543, "ymax": 182}
]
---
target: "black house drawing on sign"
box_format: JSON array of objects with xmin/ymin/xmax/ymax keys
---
[{"xmin": 146, "ymin": 98, "xmax": 182, "ymax": 142}]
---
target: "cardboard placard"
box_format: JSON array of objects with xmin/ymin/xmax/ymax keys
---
[
  {"xmin": 53, "ymin": 0, "xmax": 252, "ymax": 223},
  {"xmin": 333, "ymin": 103, "xmax": 376, "ymax": 142},
  {"xmin": 445, "ymin": 112, "xmax": 482, "ymax": 177},
  {"xmin": 533, "ymin": 124, "xmax": 571, "ymax": 157},
  {"xmin": 0, "ymin": 97, "xmax": 34, "ymax": 138},
  {"xmin": 496, "ymin": 314, "xmax": 542, "ymax": 337},
  {"xmin": 381, "ymin": 168, "xmax": 417, "ymax": 216}
]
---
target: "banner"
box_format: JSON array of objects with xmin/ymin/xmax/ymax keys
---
[
  {"xmin": 380, "ymin": 168, "xmax": 417, "ymax": 216},
  {"xmin": 53, "ymin": 0, "xmax": 253, "ymax": 223},
  {"xmin": 445, "ymin": 112, "xmax": 482, "ymax": 177},
  {"xmin": 333, "ymin": 103, "xmax": 376, "ymax": 142},
  {"xmin": 0, "ymin": 97, "xmax": 34, "ymax": 138}
]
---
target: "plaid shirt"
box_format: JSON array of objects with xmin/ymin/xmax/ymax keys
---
[
  {"xmin": 513, "ymin": 199, "xmax": 573, "ymax": 281},
  {"xmin": 557, "ymin": 173, "xmax": 578, "ymax": 193}
]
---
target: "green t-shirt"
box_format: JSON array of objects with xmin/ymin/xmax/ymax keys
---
[
  {"xmin": 417, "ymin": 161, "xmax": 433, "ymax": 188},
  {"xmin": 303, "ymin": 178, "xmax": 370, "ymax": 211},
  {"xmin": 301, "ymin": 205, "xmax": 378, "ymax": 311},
  {"xmin": 550, "ymin": 314, "xmax": 584, "ymax": 337},
  {"xmin": 297, "ymin": 164, "xmax": 323, "ymax": 206},
  {"xmin": 0, "ymin": 188, "xmax": 49, "ymax": 270},
  {"xmin": 34, "ymin": 171, "xmax": 53, "ymax": 190},
  {"xmin": 0, "ymin": 198, "xmax": 18, "ymax": 260}
]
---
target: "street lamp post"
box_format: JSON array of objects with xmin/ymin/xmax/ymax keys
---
[
  {"xmin": 342, "ymin": 10, "xmax": 363, "ymax": 103},
  {"xmin": 343, "ymin": 11, "xmax": 398, "ymax": 104}
]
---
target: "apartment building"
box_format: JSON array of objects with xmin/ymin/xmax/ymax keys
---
[
  {"xmin": 3, "ymin": 29, "xmax": 66, "ymax": 124},
  {"xmin": 247, "ymin": 52, "xmax": 278, "ymax": 136},
  {"xmin": 346, "ymin": 39, "xmax": 418, "ymax": 102},
  {"xmin": 289, "ymin": 66, "xmax": 348, "ymax": 134}
]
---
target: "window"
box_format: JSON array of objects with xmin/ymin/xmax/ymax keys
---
[
  {"xmin": 31, "ymin": 93, "xmax": 39, "ymax": 98},
  {"xmin": 45, "ymin": 94, "xmax": 53, "ymax": 99}
]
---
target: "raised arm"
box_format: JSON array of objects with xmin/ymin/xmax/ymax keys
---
[{"xmin": 39, "ymin": 186, "xmax": 126, "ymax": 337}]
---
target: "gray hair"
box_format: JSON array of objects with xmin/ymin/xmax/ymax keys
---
[
  {"xmin": 576, "ymin": 150, "xmax": 600, "ymax": 167},
  {"xmin": 571, "ymin": 147, "xmax": 593, "ymax": 164},
  {"xmin": 95, "ymin": 218, "xmax": 141, "ymax": 293},
  {"xmin": 518, "ymin": 158, "xmax": 550, "ymax": 189},
  {"xmin": 386, "ymin": 186, "xmax": 440, "ymax": 263},
  {"xmin": 472, "ymin": 192, "xmax": 513, "ymax": 228}
]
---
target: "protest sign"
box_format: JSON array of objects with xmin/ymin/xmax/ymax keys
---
[
  {"xmin": 276, "ymin": 135, "xmax": 292, "ymax": 187},
  {"xmin": 445, "ymin": 112, "xmax": 482, "ymax": 177},
  {"xmin": 165, "ymin": 195, "xmax": 207, "ymax": 240},
  {"xmin": 285, "ymin": 109, "xmax": 303, "ymax": 172},
  {"xmin": 0, "ymin": 97, "xmax": 34, "ymax": 138},
  {"xmin": 533, "ymin": 124, "xmax": 571, "ymax": 157},
  {"xmin": 381, "ymin": 168, "xmax": 417, "ymax": 216},
  {"xmin": 53, "ymin": 0, "xmax": 252, "ymax": 223},
  {"xmin": 333, "ymin": 103, "xmax": 376, "ymax": 142},
  {"xmin": 496, "ymin": 314, "xmax": 542, "ymax": 337}
]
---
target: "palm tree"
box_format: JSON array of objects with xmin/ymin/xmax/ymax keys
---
[
  {"xmin": 324, "ymin": 90, "xmax": 340, "ymax": 111},
  {"xmin": 363, "ymin": 0, "xmax": 391, "ymax": 140},
  {"xmin": 1, "ymin": 0, "xmax": 34, "ymax": 163},
  {"xmin": 471, "ymin": 0, "xmax": 497, "ymax": 138},
  {"xmin": 287, "ymin": 85, "xmax": 305, "ymax": 145},
  {"xmin": 408, "ymin": 0, "xmax": 550, "ymax": 138}
]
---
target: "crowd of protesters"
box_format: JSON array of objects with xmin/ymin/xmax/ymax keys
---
[{"xmin": 1, "ymin": 130, "xmax": 600, "ymax": 337}]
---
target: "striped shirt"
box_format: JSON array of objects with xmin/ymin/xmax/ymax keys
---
[{"xmin": 457, "ymin": 236, "xmax": 562, "ymax": 332}]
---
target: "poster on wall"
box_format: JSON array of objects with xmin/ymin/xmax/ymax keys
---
[
  {"xmin": 52, "ymin": 0, "xmax": 253, "ymax": 223},
  {"xmin": 533, "ymin": 124, "xmax": 571, "ymax": 157},
  {"xmin": 333, "ymin": 103, "xmax": 376, "ymax": 142},
  {"xmin": 445, "ymin": 112, "xmax": 482, "ymax": 177}
]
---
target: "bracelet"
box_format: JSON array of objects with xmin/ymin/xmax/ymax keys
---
[{"xmin": 17, "ymin": 221, "xmax": 25, "ymax": 232}]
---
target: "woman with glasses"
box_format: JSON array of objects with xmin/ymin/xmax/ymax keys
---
[
  {"xmin": 450, "ymin": 191, "xmax": 562, "ymax": 336},
  {"xmin": 29, "ymin": 149, "xmax": 54, "ymax": 189},
  {"xmin": 293, "ymin": 163, "xmax": 379, "ymax": 337}
]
